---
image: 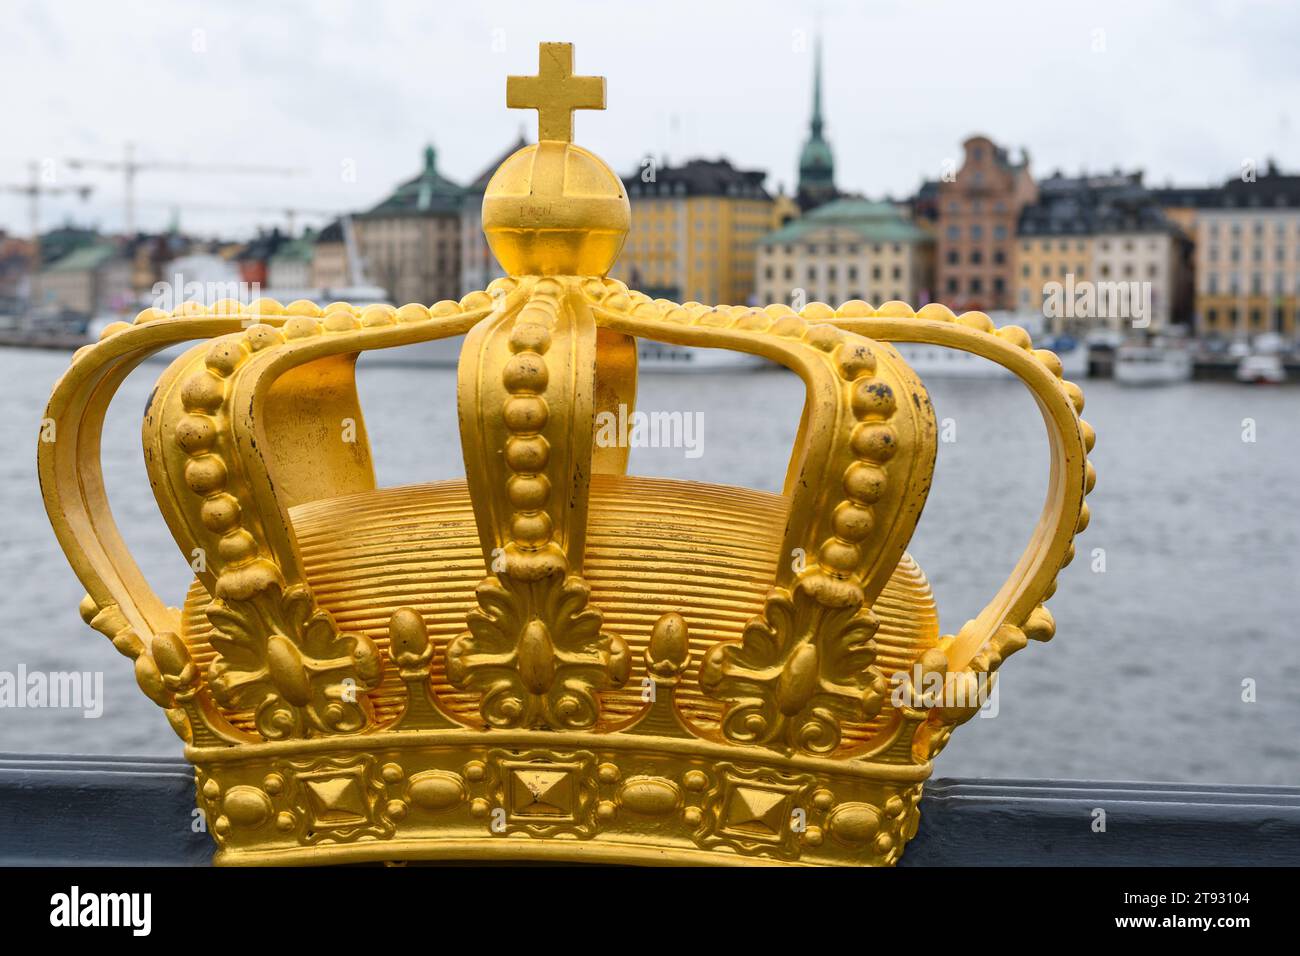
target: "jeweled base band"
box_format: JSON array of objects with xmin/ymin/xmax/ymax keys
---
[{"xmin": 193, "ymin": 729, "xmax": 930, "ymax": 866}]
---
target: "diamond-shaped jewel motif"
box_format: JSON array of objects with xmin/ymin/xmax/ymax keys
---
[
  {"xmin": 724, "ymin": 785, "xmax": 790, "ymax": 837},
  {"xmin": 510, "ymin": 768, "xmax": 573, "ymax": 818},
  {"xmin": 302, "ymin": 772, "xmax": 369, "ymax": 826}
]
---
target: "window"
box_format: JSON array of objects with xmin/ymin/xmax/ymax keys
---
[
  {"xmin": 970, "ymin": 224, "xmax": 984, "ymax": 241},
  {"xmin": 993, "ymin": 277, "xmax": 1005, "ymax": 293},
  {"xmin": 946, "ymin": 250, "xmax": 959, "ymax": 265},
  {"xmin": 993, "ymin": 249, "xmax": 1006, "ymax": 265},
  {"xmin": 994, "ymin": 225, "xmax": 1007, "ymax": 240},
  {"xmin": 892, "ymin": 266, "xmax": 902, "ymax": 279},
  {"xmin": 946, "ymin": 278, "xmax": 959, "ymax": 293},
  {"xmin": 969, "ymin": 277, "xmax": 983, "ymax": 293},
  {"xmin": 971, "ymin": 250, "xmax": 983, "ymax": 265}
]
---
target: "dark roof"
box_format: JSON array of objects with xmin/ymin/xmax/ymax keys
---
[
  {"xmin": 358, "ymin": 145, "xmax": 464, "ymax": 218},
  {"xmin": 39, "ymin": 226, "xmax": 99, "ymax": 265},
  {"xmin": 1019, "ymin": 172, "xmax": 1179, "ymax": 237},
  {"xmin": 316, "ymin": 219, "xmax": 344, "ymax": 243},
  {"xmin": 623, "ymin": 158, "xmax": 769, "ymax": 200},
  {"xmin": 237, "ymin": 227, "xmax": 287, "ymax": 262},
  {"xmin": 466, "ymin": 135, "xmax": 529, "ymax": 193},
  {"xmin": 1152, "ymin": 162, "xmax": 1300, "ymax": 209}
]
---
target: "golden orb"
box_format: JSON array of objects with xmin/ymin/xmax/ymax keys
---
[{"xmin": 482, "ymin": 141, "xmax": 629, "ymax": 277}]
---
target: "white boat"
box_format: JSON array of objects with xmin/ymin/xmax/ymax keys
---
[
  {"xmin": 1114, "ymin": 343, "xmax": 1193, "ymax": 385},
  {"xmin": 1235, "ymin": 353, "xmax": 1287, "ymax": 384},
  {"xmin": 886, "ymin": 335, "xmax": 1088, "ymax": 380},
  {"xmin": 636, "ymin": 340, "xmax": 767, "ymax": 372}
]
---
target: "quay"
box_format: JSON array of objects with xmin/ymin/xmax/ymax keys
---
[{"xmin": 2, "ymin": 754, "xmax": 1298, "ymax": 866}]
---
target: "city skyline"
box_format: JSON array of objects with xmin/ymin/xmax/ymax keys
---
[{"xmin": 3, "ymin": 0, "xmax": 1297, "ymax": 239}]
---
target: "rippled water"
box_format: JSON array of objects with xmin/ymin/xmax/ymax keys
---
[{"xmin": 3, "ymin": 345, "xmax": 1297, "ymax": 784}]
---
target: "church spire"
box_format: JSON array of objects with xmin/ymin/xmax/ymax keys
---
[
  {"xmin": 797, "ymin": 33, "xmax": 836, "ymax": 212},
  {"xmin": 810, "ymin": 34, "xmax": 824, "ymax": 139}
]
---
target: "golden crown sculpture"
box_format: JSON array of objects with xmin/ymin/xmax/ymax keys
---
[{"xmin": 38, "ymin": 43, "xmax": 1094, "ymax": 865}]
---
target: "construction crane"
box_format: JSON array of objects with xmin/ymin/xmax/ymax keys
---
[
  {"xmin": 138, "ymin": 198, "xmax": 340, "ymax": 236},
  {"xmin": 66, "ymin": 142, "xmax": 304, "ymax": 235},
  {"xmin": 1, "ymin": 161, "xmax": 94, "ymax": 239}
]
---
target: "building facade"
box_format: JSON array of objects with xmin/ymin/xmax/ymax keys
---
[
  {"xmin": 612, "ymin": 158, "xmax": 775, "ymax": 305},
  {"xmin": 936, "ymin": 135, "xmax": 1036, "ymax": 313},
  {"xmin": 29, "ymin": 242, "xmax": 131, "ymax": 317},
  {"xmin": 355, "ymin": 145, "xmax": 463, "ymax": 306},
  {"xmin": 266, "ymin": 230, "xmax": 315, "ymax": 292},
  {"xmin": 756, "ymin": 199, "xmax": 934, "ymax": 308},
  {"xmin": 1159, "ymin": 165, "xmax": 1300, "ymax": 340},
  {"xmin": 310, "ymin": 220, "xmax": 350, "ymax": 290},
  {"xmin": 1016, "ymin": 172, "xmax": 1189, "ymax": 332}
]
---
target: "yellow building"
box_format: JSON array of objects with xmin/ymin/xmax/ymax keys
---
[
  {"xmin": 1017, "ymin": 173, "xmax": 1191, "ymax": 333},
  {"xmin": 1016, "ymin": 234, "xmax": 1093, "ymax": 322},
  {"xmin": 755, "ymin": 199, "xmax": 934, "ymax": 307},
  {"xmin": 611, "ymin": 159, "xmax": 776, "ymax": 305},
  {"xmin": 1190, "ymin": 176, "xmax": 1298, "ymax": 340}
]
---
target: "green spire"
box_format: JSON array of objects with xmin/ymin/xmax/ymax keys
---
[
  {"xmin": 811, "ymin": 35, "xmax": 824, "ymax": 139},
  {"xmin": 797, "ymin": 34, "xmax": 835, "ymax": 210}
]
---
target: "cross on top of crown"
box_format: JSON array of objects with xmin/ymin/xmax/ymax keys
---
[{"xmin": 507, "ymin": 42, "xmax": 605, "ymax": 143}]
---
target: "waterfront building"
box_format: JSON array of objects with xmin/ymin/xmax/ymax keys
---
[
  {"xmin": 0, "ymin": 231, "xmax": 36, "ymax": 305},
  {"xmin": 354, "ymin": 144, "xmax": 464, "ymax": 305},
  {"xmin": 28, "ymin": 242, "xmax": 131, "ymax": 317},
  {"xmin": 612, "ymin": 158, "xmax": 774, "ymax": 305},
  {"xmin": 936, "ymin": 135, "xmax": 1037, "ymax": 313},
  {"xmin": 755, "ymin": 198, "xmax": 933, "ymax": 307},
  {"xmin": 233, "ymin": 228, "xmax": 289, "ymax": 289},
  {"xmin": 1156, "ymin": 162, "xmax": 1300, "ymax": 340},
  {"xmin": 266, "ymin": 229, "xmax": 316, "ymax": 290},
  {"xmin": 1018, "ymin": 172, "xmax": 1190, "ymax": 332},
  {"xmin": 310, "ymin": 219, "xmax": 350, "ymax": 290}
]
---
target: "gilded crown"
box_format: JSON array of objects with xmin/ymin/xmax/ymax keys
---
[{"xmin": 38, "ymin": 43, "xmax": 1094, "ymax": 866}]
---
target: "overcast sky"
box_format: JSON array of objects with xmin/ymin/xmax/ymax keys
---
[{"xmin": 3, "ymin": 0, "xmax": 1297, "ymax": 239}]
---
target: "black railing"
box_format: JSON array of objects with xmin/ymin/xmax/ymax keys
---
[{"xmin": 1, "ymin": 753, "xmax": 1297, "ymax": 866}]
